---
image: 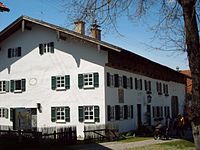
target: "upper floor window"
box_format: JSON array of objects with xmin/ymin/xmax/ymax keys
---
[
  {"xmin": 163, "ymin": 84, "xmax": 169, "ymax": 96},
  {"xmin": 0, "ymin": 108, "xmax": 8, "ymax": 119},
  {"xmin": 107, "ymin": 72, "xmax": 132, "ymax": 89},
  {"xmin": 78, "ymin": 105, "xmax": 100, "ymax": 123},
  {"xmin": 51, "ymin": 75, "xmax": 70, "ymax": 90},
  {"xmin": 8, "ymin": 47, "xmax": 21, "ymax": 58},
  {"xmin": 144, "ymin": 80, "xmax": 151, "ymax": 93},
  {"xmin": 51, "ymin": 106, "xmax": 70, "ymax": 122},
  {"xmin": 135, "ymin": 78, "xmax": 142, "ymax": 90},
  {"xmin": 10, "ymin": 79, "xmax": 26, "ymax": 93},
  {"xmin": 78, "ymin": 72, "xmax": 99, "ymax": 89},
  {"xmin": 39, "ymin": 42, "xmax": 54, "ymax": 55},
  {"xmin": 156, "ymin": 82, "xmax": 162, "ymax": 95},
  {"xmin": 0, "ymin": 81, "xmax": 9, "ymax": 93}
]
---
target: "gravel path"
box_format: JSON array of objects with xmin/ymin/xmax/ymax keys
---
[{"xmin": 67, "ymin": 138, "xmax": 181, "ymax": 150}]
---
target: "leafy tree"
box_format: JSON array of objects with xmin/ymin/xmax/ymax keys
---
[{"xmin": 63, "ymin": 0, "xmax": 200, "ymax": 148}]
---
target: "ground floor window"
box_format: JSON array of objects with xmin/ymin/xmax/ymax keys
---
[
  {"xmin": 78, "ymin": 105, "xmax": 99, "ymax": 123},
  {"xmin": 0, "ymin": 108, "xmax": 8, "ymax": 118},
  {"xmin": 51, "ymin": 106, "xmax": 70, "ymax": 122}
]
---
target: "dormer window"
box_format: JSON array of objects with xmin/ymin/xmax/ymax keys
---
[
  {"xmin": 39, "ymin": 42, "xmax": 54, "ymax": 55},
  {"xmin": 8, "ymin": 47, "xmax": 21, "ymax": 58}
]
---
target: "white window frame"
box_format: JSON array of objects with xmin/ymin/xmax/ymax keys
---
[
  {"xmin": 14, "ymin": 80, "xmax": 22, "ymax": 92},
  {"xmin": 110, "ymin": 75, "xmax": 114, "ymax": 87},
  {"xmin": 56, "ymin": 107, "xmax": 65, "ymax": 123},
  {"xmin": 56, "ymin": 76, "xmax": 65, "ymax": 90},
  {"xmin": 84, "ymin": 106, "xmax": 94, "ymax": 122},
  {"xmin": 0, "ymin": 81, "xmax": 6, "ymax": 93},
  {"xmin": 83, "ymin": 73, "xmax": 94, "ymax": 88},
  {"xmin": 0, "ymin": 108, "xmax": 6, "ymax": 118}
]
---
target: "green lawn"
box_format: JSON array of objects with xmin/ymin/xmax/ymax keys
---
[
  {"xmin": 129, "ymin": 140, "xmax": 195, "ymax": 150},
  {"xmin": 117, "ymin": 137, "xmax": 152, "ymax": 143}
]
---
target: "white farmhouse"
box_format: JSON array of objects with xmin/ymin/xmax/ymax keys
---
[{"xmin": 0, "ymin": 16, "xmax": 186, "ymax": 138}]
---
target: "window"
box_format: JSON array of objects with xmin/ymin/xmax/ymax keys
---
[
  {"xmin": 8, "ymin": 47, "xmax": 21, "ymax": 58},
  {"xmin": 163, "ymin": 84, "xmax": 169, "ymax": 96},
  {"xmin": 124, "ymin": 105, "xmax": 128, "ymax": 119},
  {"xmin": 152, "ymin": 106, "xmax": 163, "ymax": 118},
  {"xmin": 135, "ymin": 78, "xmax": 142, "ymax": 90},
  {"xmin": 107, "ymin": 73, "xmax": 115, "ymax": 87},
  {"xmin": 78, "ymin": 106, "xmax": 99, "ymax": 122},
  {"xmin": 127, "ymin": 77, "xmax": 133, "ymax": 89},
  {"xmin": 10, "ymin": 79, "xmax": 26, "ymax": 92},
  {"xmin": 0, "ymin": 81, "xmax": 9, "ymax": 93},
  {"xmin": 156, "ymin": 82, "xmax": 162, "ymax": 95},
  {"xmin": 115, "ymin": 105, "xmax": 120, "ymax": 120},
  {"xmin": 0, "ymin": 108, "xmax": 8, "ymax": 118},
  {"xmin": 164, "ymin": 106, "xmax": 170, "ymax": 117},
  {"xmin": 51, "ymin": 106, "xmax": 70, "ymax": 122},
  {"xmin": 118, "ymin": 88, "xmax": 124, "ymax": 103},
  {"xmin": 78, "ymin": 73, "xmax": 99, "ymax": 89},
  {"xmin": 39, "ymin": 42, "xmax": 54, "ymax": 55},
  {"xmin": 51, "ymin": 75, "xmax": 70, "ymax": 90},
  {"xmin": 144, "ymin": 80, "xmax": 151, "ymax": 93}
]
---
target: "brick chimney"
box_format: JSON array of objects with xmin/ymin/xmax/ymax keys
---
[
  {"xmin": 74, "ymin": 21, "xmax": 85, "ymax": 35},
  {"xmin": 90, "ymin": 23, "xmax": 101, "ymax": 40}
]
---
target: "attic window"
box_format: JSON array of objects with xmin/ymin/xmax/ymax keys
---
[
  {"xmin": 39, "ymin": 42, "xmax": 54, "ymax": 55},
  {"xmin": 8, "ymin": 47, "xmax": 21, "ymax": 58}
]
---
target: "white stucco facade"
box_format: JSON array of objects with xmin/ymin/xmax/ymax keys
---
[{"xmin": 0, "ymin": 17, "xmax": 185, "ymax": 138}]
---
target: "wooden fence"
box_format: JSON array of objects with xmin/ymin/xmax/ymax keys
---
[
  {"xmin": 0, "ymin": 126, "xmax": 76, "ymax": 145},
  {"xmin": 84, "ymin": 124, "xmax": 119, "ymax": 143}
]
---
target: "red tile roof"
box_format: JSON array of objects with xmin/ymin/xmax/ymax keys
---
[{"xmin": 0, "ymin": 2, "xmax": 10, "ymax": 12}]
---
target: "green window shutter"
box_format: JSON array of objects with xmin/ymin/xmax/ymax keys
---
[
  {"xmin": 51, "ymin": 107, "xmax": 56, "ymax": 122},
  {"xmin": 123, "ymin": 76, "xmax": 127, "ymax": 89},
  {"xmin": 107, "ymin": 72, "xmax": 110, "ymax": 87},
  {"xmin": 50, "ymin": 42, "xmax": 54, "ymax": 53},
  {"xmin": 130, "ymin": 77, "xmax": 133, "ymax": 89},
  {"xmin": 107, "ymin": 105, "xmax": 111, "ymax": 121},
  {"xmin": 8, "ymin": 48, "xmax": 11, "ymax": 58},
  {"xmin": 10, "ymin": 80, "xmax": 14, "ymax": 92},
  {"xmin": 94, "ymin": 106, "xmax": 100, "ymax": 122},
  {"xmin": 10, "ymin": 108, "xmax": 13, "ymax": 121},
  {"xmin": 5, "ymin": 109, "xmax": 9, "ymax": 119},
  {"xmin": 65, "ymin": 75, "xmax": 70, "ymax": 89},
  {"xmin": 149, "ymin": 81, "xmax": 151, "ymax": 91},
  {"xmin": 17, "ymin": 47, "xmax": 22, "ymax": 57},
  {"xmin": 131, "ymin": 105, "xmax": 133, "ymax": 119},
  {"xmin": 51, "ymin": 76, "xmax": 57, "ymax": 90},
  {"xmin": 78, "ymin": 74, "xmax": 83, "ymax": 89},
  {"xmin": 78, "ymin": 106, "xmax": 84, "ymax": 122},
  {"xmin": 135, "ymin": 78, "xmax": 138, "ymax": 90},
  {"xmin": 39, "ymin": 44, "xmax": 44, "ymax": 55},
  {"xmin": 65, "ymin": 107, "xmax": 70, "ymax": 122},
  {"xmin": 114, "ymin": 74, "xmax": 119, "ymax": 88},
  {"xmin": 115, "ymin": 105, "xmax": 120, "ymax": 120},
  {"xmin": 93, "ymin": 73, "xmax": 99, "ymax": 88},
  {"xmin": 140, "ymin": 79, "xmax": 142, "ymax": 90},
  {"xmin": 5, "ymin": 81, "xmax": 9, "ymax": 92},
  {"xmin": 124, "ymin": 105, "xmax": 128, "ymax": 119},
  {"xmin": 21, "ymin": 79, "xmax": 26, "ymax": 91},
  {"xmin": 144, "ymin": 80, "xmax": 147, "ymax": 91}
]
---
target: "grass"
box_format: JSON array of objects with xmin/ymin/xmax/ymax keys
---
[
  {"xmin": 129, "ymin": 139, "xmax": 195, "ymax": 150},
  {"xmin": 117, "ymin": 136, "xmax": 152, "ymax": 143}
]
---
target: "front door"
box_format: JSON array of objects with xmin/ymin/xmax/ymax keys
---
[
  {"xmin": 171, "ymin": 96, "xmax": 179, "ymax": 119},
  {"xmin": 147, "ymin": 105, "xmax": 151, "ymax": 126},
  {"xmin": 137, "ymin": 104, "xmax": 142, "ymax": 127},
  {"xmin": 13, "ymin": 108, "xmax": 37, "ymax": 131}
]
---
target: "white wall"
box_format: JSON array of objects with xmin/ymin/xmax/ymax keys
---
[
  {"xmin": 105, "ymin": 66, "xmax": 185, "ymax": 132},
  {"xmin": 0, "ymin": 24, "xmax": 108, "ymax": 138}
]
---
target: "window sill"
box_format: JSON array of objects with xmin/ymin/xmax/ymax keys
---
[
  {"xmin": 14, "ymin": 90, "xmax": 22, "ymax": 93},
  {"xmin": 83, "ymin": 86, "xmax": 95, "ymax": 89},
  {"xmin": 84, "ymin": 120, "xmax": 95, "ymax": 123},
  {"xmin": 56, "ymin": 88, "xmax": 66, "ymax": 91},
  {"xmin": 0, "ymin": 91, "xmax": 6, "ymax": 94},
  {"xmin": 56, "ymin": 120, "xmax": 66, "ymax": 123}
]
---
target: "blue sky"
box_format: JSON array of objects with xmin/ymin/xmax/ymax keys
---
[{"xmin": 0, "ymin": 0, "xmax": 189, "ymax": 70}]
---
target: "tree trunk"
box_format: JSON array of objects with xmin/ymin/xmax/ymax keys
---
[{"xmin": 178, "ymin": 0, "xmax": 200, "ymax": 149}]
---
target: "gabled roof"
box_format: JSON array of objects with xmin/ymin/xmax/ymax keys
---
[
  {"xmin": 0, "ymin": 15, "xmax": 186, "ymax": 83},
  {"xmin": 0, "ymin": 15, "xmax": 121, "ymax": 52}
]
